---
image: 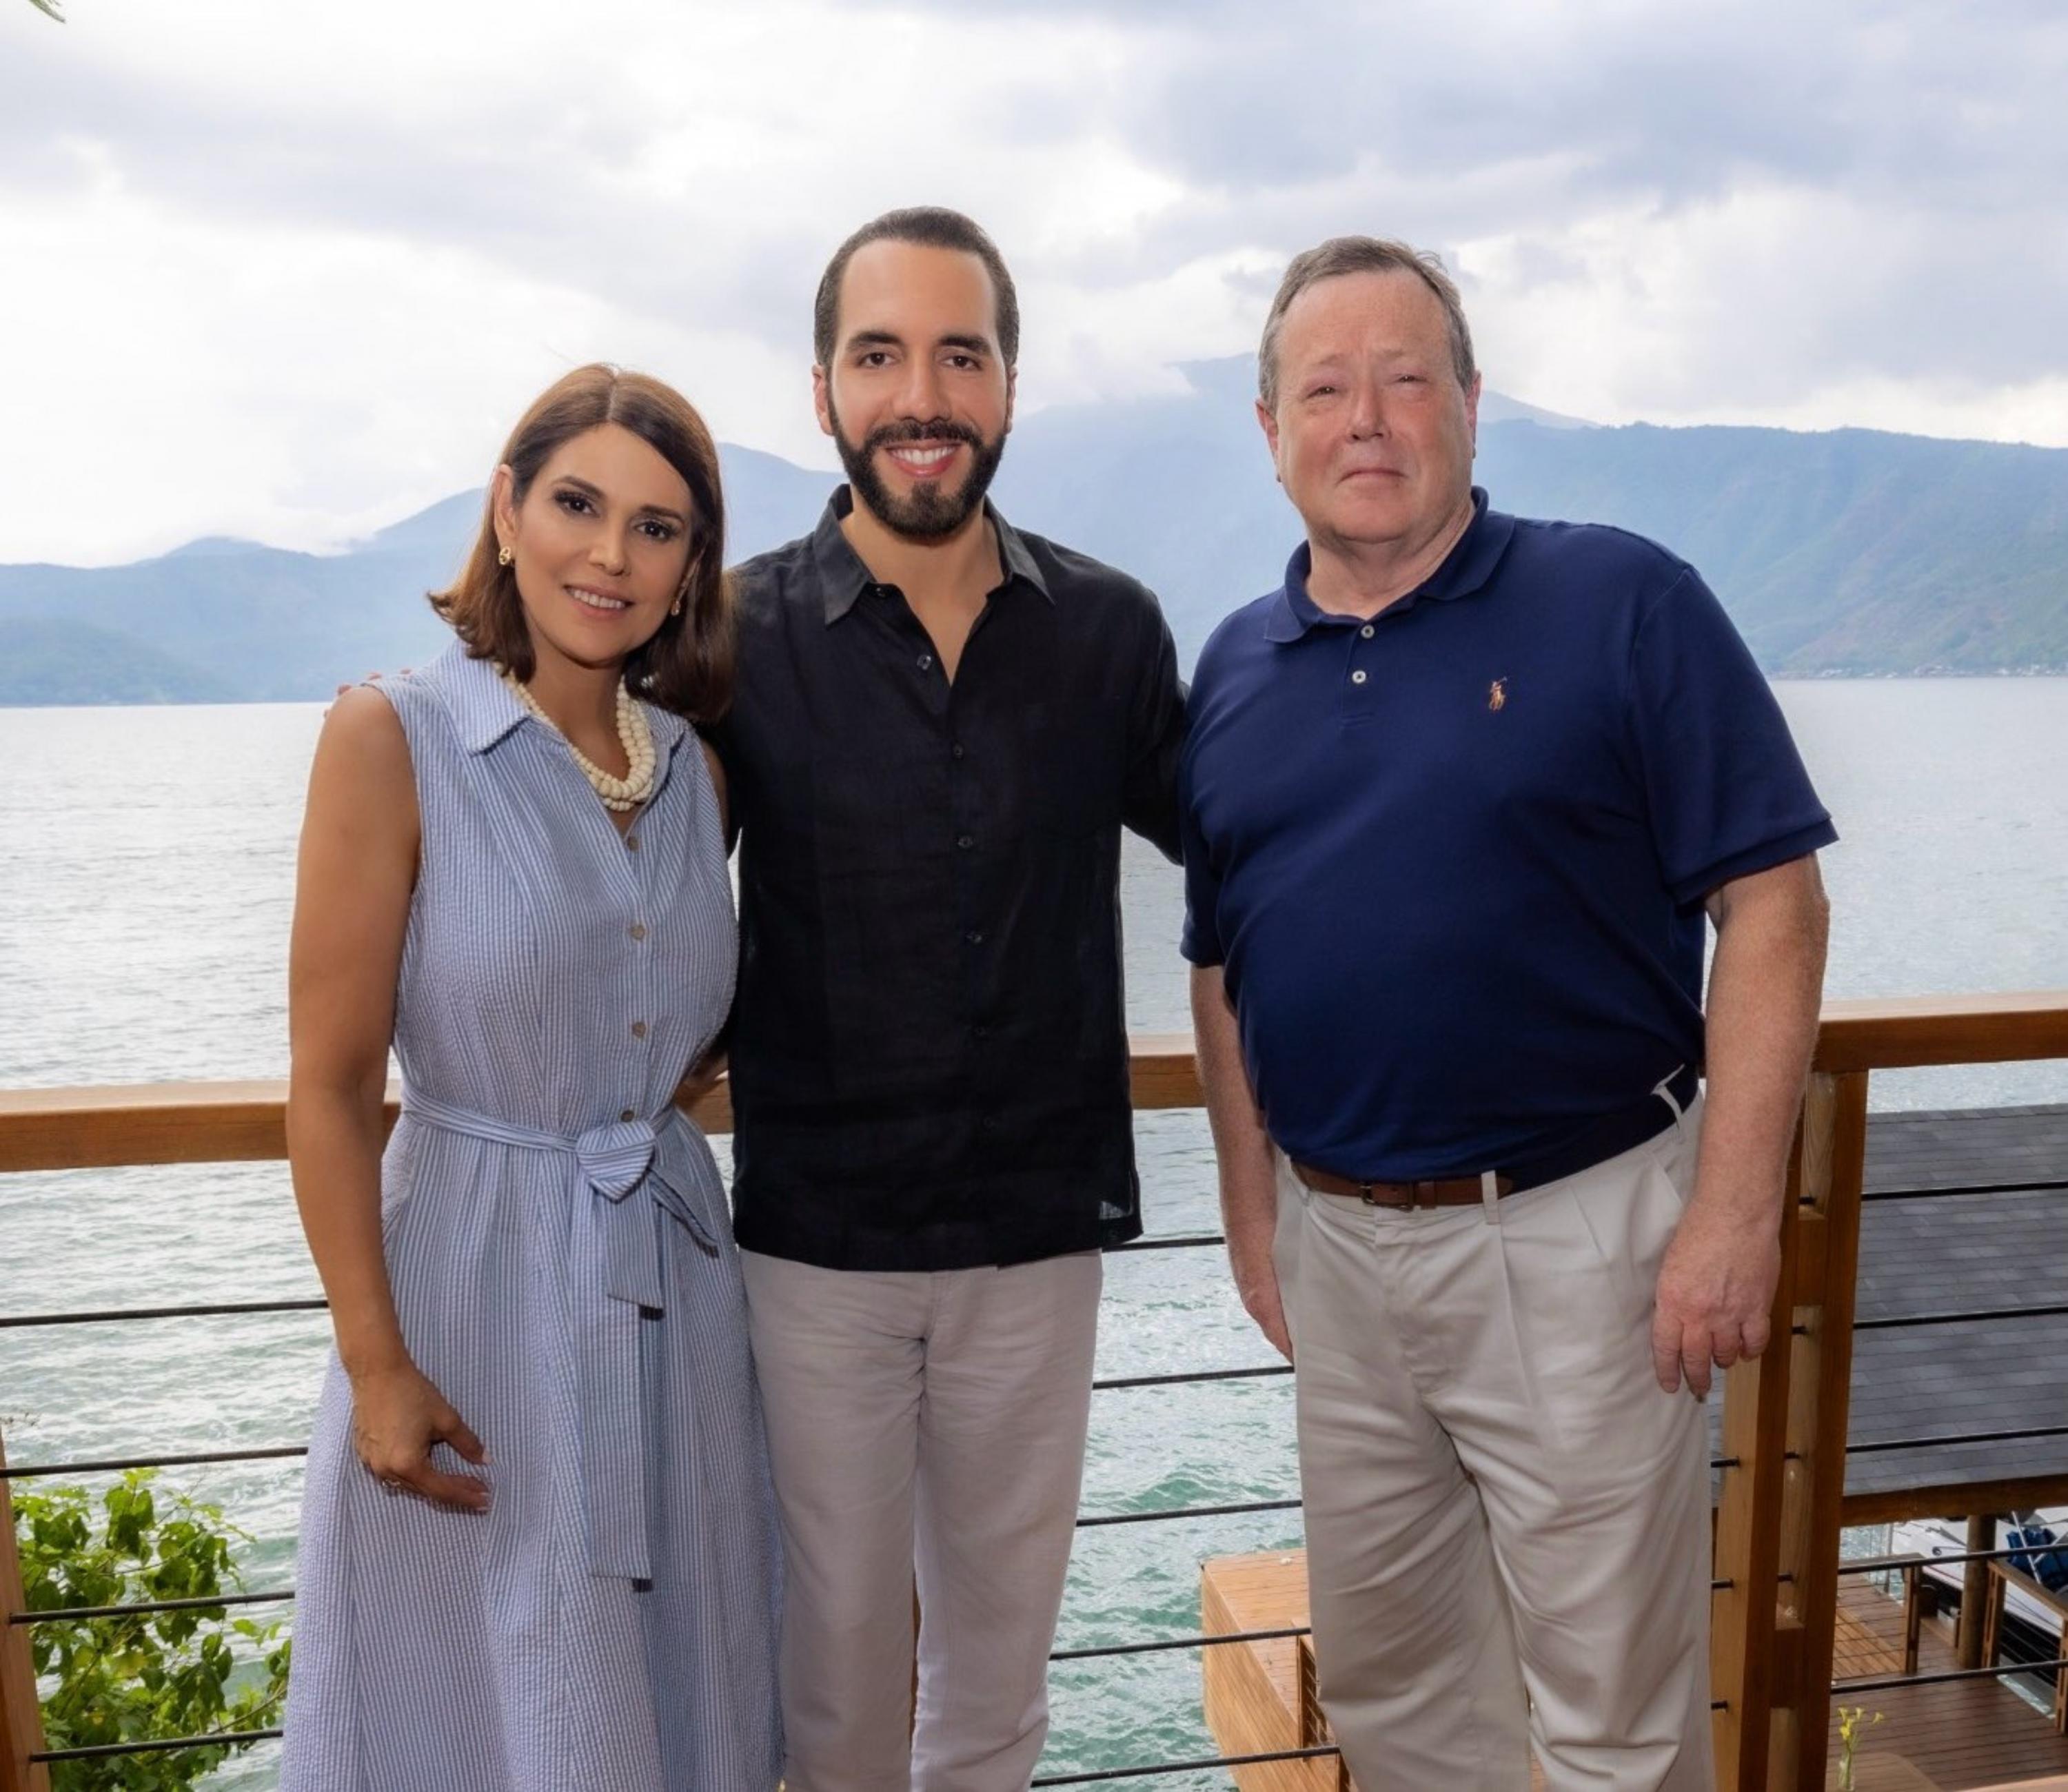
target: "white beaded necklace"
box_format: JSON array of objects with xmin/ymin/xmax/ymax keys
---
[{"xmin": 498, "ymin": 666, "xmax": 657, "ymax": 813}]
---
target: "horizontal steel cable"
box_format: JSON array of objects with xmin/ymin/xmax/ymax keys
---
[
  {"xmin": 1835, "ymin": 1654, "xmax": 2068, "ymax": 1694},
  {"xmin": 1839, "ymin": 1538, "xmax": 2068, "ymax": 1575},
  {"xmin": 1853, "ymin": 1299, "xmax": 2068, "ymax": 1330},
  {"xmin": 1860, "ymin": 1175, "xmax": 2068, "ymax": 1202},
  {"xmin": 34, "ymin": 1727, "xmax": 283, "ymax": 1764},
  {"xmin": 1077, "ymin": 1496, "xmax": 1301, "ymax": 1529},
  {"xmin": 0, "ymin": 1298, "xmax": 327, "ymax": 1329},
  {"xmin": 1031, "ymin": 1742, "xmax": 1341, "ymax": 1784},
  {"xmin": 0, "ymin": 1445, "xmax": 308, "ymax": 1480},
  {"xmin": 1848, "ymin": 1420, "xmax": 2068, "ymax": 1456},
  {"xmin": 1051, "ymin": 1624, "xmax": 1308, "ymax": 1662},
  {"xmin": 11, "ymin": 1587, "xmax": 294, "ymax": 1625}
]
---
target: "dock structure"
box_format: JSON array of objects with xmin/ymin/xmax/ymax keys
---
[
  {"xmin": 1202, "ymin": 1551, "xmax": 2068, "ymax": 1791},
  {"xmin": 3, "ymin": 992, "xmax": 2067, "ymax": 1790}
]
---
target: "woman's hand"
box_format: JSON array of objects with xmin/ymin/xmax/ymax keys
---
[{"xmin": 349, "ymin": 1362, "xmax": 492, "ymax": 1512}]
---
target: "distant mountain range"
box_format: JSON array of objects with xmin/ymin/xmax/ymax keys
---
[{"xmin": 3, "ymin": 357, "xmax": 2063, "ymax": 704}]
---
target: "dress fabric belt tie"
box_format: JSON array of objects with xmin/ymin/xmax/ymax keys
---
[{"xmin": 401, "ymin": 1088, "xmax": 721, "ymax": 1582}]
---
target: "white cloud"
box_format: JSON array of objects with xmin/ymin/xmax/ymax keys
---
[{"xmin": 1, "ymin": 0, "xmax": 2063, "ymax": 563}]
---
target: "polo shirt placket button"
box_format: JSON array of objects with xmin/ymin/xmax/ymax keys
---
[
  {"xmin": 1351, "ymin": 670, "xmax": 1368, "ymax": 685},
  {"xmin": 956, "ymin": 835, "xmax": 974, "ymax": 851},
  {"xmin": 1360, "ymin": 624, "xmax": 1375, "ymax": 638}
]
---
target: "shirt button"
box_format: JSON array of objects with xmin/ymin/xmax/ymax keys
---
[
  {"xmin": 1360, "ymin": 624, "xmax": 1375, "ymax": 639},
  {"xmin": 956, "ymin": 835, "xmax": 974, "ymax": 851},
  {"xmin": 631, "ymin": 1021, "xmax": 648, "ymax": 1039},
  {"xmin": 1350, "ymin": 670, "xmax": 1368, "ymax": 686},
  {"xmin": 625, "ymin": 834, "xmax": 640, "ymax": 852},
  {"xmin": 918, "ymin": 653, "xmax": 934, "ymax": 671},
  {"xmin": 620, "ymin": 1108, "xmax": 637, "ymax": 1123},
  {"xmin": 951, "ymin": 742, "xmax": 965, "ymax": 760},
  {"xmin": 964, "ymin": 930, "xmax": 985, "ymax": 946},
  {"xmin": 973, "ymin": 1022, "xmax": 991, "ymax": 1039},
  {"xmin": 629, "ymin": 922, "xmax": 647, "ymax": 941},
  {"xmin": 978, "ymin": 1116, "xmax": 996, "ymax": 1133}
]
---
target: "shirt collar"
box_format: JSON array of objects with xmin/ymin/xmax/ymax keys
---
[
  {"xmin": 440, "ymin": 640, "xmax": 690, "ymax": 758},
  {"xmin": 812, "ymin": 484, "xmax": 1053, "ymax": 625},
  {"xmin": 1262, "ymin": 486, "xmax": 1516, "ymax": 644}
]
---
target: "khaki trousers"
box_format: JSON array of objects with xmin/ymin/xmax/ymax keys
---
[
  {"xmin": 741, "ymin": 1250, "xmax": 1102, "ymax": 1792},
  {"xmin": 1278, "ymin": 1101, "xmax": 1715, "ymax": 1792}
]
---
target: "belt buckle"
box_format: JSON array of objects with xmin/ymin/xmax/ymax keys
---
[{"xmin": 1357, "ymin": 1180, "xmax": 1419, "ymax": 1212}]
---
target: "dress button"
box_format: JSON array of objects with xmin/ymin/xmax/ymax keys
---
[
  {"xmin": 620, "ymin": 1108, "xmax": 637, "ymax": 1123},
  {"xmin": 629, "ymin": 922, "xmax": 647, "ymax": 941},
  {"xmin": 956, "ymin": 835, "xmax": 974, "ymax": 851},
  {"xmin": 631, "ymin": 1021, "xmax": 648, "ymax": 1039},
  {"xmin": 918, "ymin": 653, "xmax": 934, "ymax": 671},
  {"xmin": 1350, "ymin": 670, "xmax": 1368, "ymax": 686},
  {"xmin": 1360, "ymin": 624, "xmax": 1375, "ymax": 639}
]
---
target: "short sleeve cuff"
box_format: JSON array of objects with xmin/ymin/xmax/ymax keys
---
[
  {"xmin": 1179, "ymin": 919, "xmax": 1224, "ymax": 968},
  {"xmin": 1669, "ymin": 815, "xmax": 1838, "ymax": 909}
]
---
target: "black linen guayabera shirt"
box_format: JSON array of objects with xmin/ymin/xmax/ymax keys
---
[{"xmin": 713, "ymin": 488, "xmax": 1186, "ymax": 1272}]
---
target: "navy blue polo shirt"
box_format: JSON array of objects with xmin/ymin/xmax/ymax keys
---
[{"xmin": 1179, "ymin": 488, "xmax": 1836, "ymax": 1181}]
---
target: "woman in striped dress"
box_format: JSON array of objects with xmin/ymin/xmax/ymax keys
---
[{"xmin": 281, "ymin": 365, "xmax": 780, "ymax": 1789}]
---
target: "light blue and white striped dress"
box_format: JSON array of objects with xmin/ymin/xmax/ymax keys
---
[{"xmin": 283, "ymin": 643, "xmax": 781, "ymax": 1791}]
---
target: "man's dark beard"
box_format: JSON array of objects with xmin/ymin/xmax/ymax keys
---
[{"xmin": 830, "ymin": 405, "xmax": 1006, "ymax": 542}]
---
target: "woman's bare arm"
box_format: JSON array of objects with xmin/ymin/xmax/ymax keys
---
[{"xmin": 286, "ymin": 688, "xmax": 487, "ymax": 1510}]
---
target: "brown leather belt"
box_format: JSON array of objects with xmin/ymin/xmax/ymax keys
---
[
  {"xmin": 1288, "ymin": 1064, "xmax": 1699, "ymax": 1213},
  {"xmin": 1291, "ymin": 1166, "xmax": 1514, "ymax": 1210}
]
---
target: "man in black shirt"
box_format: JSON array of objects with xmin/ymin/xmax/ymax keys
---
[{"xmin": 714, "ymin": 207, "xmax": 1185, "ymax": 1790}]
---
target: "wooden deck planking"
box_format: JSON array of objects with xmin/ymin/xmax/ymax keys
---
[
  {"xmin": 1204, "ymin": 1553, "xmax": 2068, "ymax": 1792},
  {"xmin": 1200, "ymin": 1551, "xmax": 1339, "ymax": 1792},
  {"xmin": 1830, "ymin": 1576, "xmax": 2068, "ymax": 1790}
]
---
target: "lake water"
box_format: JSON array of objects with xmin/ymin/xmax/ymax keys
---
[{"xmin": 1, "ymin": 679, "xmax": 2065, "ymax": 1787}]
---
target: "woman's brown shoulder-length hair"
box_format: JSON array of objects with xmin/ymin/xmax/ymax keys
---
[{"xmin": 431, "ymin": 363, "xmax": 734, "ymax": 724}]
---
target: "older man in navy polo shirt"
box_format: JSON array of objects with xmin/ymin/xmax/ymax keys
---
[{"xmin": 1182, "ymin": 236, "xmax": 1834, "ymax": 1792}]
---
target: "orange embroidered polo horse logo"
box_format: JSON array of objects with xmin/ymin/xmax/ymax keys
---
[{"xmin": 1488, "ymin": 678, "xmax": 1509, "ymax": 712}]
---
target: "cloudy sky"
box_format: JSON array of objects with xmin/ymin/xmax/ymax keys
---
[{"xmin": 4, "ymin": 0, "xmax": 2065, "ymax": 565}]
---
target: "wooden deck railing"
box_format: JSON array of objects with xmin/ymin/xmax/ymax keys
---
[{"xmin": 3, "ymin": 992, "xmax": 2067, "ymax": 1792}]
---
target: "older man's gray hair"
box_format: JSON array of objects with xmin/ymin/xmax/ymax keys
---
[{"xmin": 1257, "ymin": 236, "xmax": 1477, "ymax": 409}]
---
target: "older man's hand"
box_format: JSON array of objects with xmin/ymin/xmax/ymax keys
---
[{"xmin": 1650, "ymin": 1203, "xmax": 1781, "ymax": 1398}]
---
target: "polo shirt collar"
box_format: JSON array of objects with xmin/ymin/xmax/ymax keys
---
[
  {"xmin": 442, "ymin": 641, "xmax": 689, "ymax": 759},
  {"xmin": 1262, "ymin": 486, "xmax": 1515, "ymax": 644},
  {"xmin": 812, "ymin": 484, "xmax": 1052, "ymax": 624}
]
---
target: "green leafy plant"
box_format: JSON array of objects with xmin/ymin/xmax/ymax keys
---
[{"xmin": 16, "ymin": 1472, "xmax": 290, "ymax": 1790}]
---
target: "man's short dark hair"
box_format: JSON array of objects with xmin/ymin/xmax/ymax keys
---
[{"xmin": 813, "ymin": 207, "xmax": 1020, "ymax": 371}]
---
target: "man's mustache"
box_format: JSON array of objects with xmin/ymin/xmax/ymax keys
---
[{"xmin": 862, "ymin": 418, "xmax": 985, "ymax": 451}]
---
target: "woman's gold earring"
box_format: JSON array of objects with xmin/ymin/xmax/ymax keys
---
[{"xmin": 497, "ymin": 545, "xmax": 514, "ymax": 567}]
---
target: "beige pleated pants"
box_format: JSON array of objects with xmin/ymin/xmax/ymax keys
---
[
  {"xmin": 740, "ymin": 1249, "xmax": 1102, "ymax": 1792},
  {"xmin": 1278, "ymin": 1100, "xmax": 1715, "ymax": 1792}
]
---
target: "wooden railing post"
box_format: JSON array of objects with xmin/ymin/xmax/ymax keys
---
[
  {"xmin": 0, "ymin": 1426, "xmax": 52, "ymax": 1792},
  {"xmin": 1711, "ymin": 1096, "xmax": 1807, "ymax": 1792},
  {"xmin": 1783, "ymin": 1070, "xmax": 1869, "ymax": 1791}
]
